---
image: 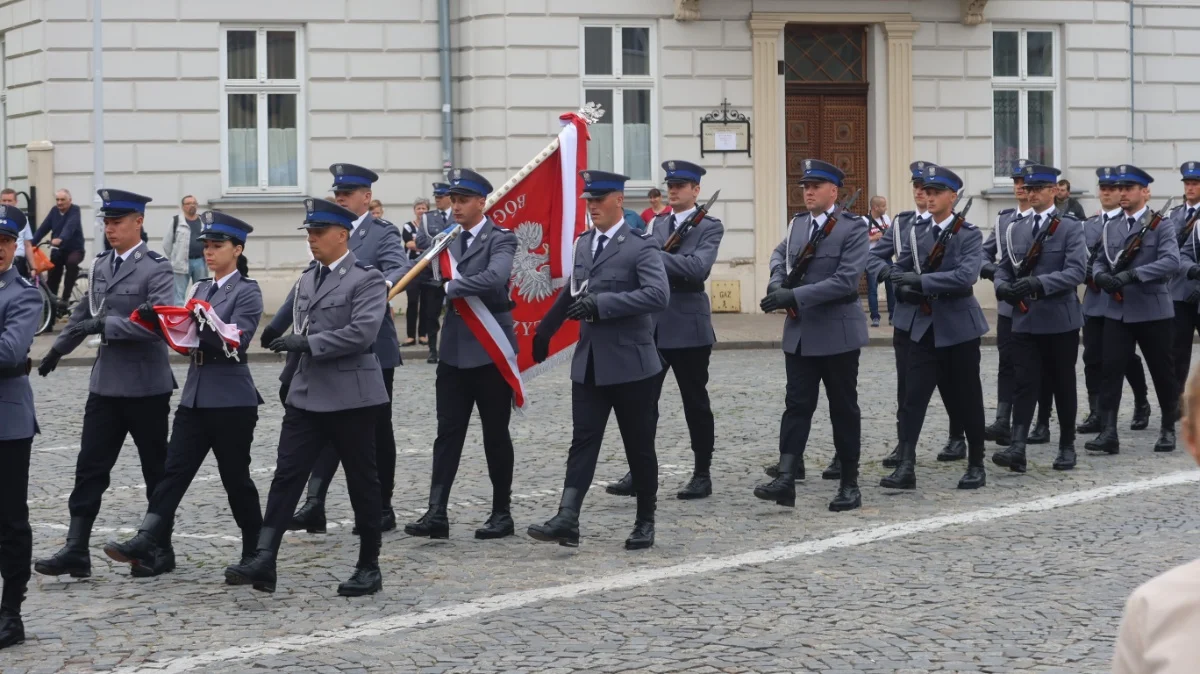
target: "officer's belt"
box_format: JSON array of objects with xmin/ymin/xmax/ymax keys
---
[
  {"xmin": 191, "ymin": 350, "xmax": 245, "ymax": 367},
  {"xmin": 927, "ymin": 288, "xmax": 974, "ymax": 301},
  {"xmin": 669, "ymin": 279, "xmax": 705, "ymax": 293},
  {"xmin": 0, "ymin": 359, "xmax": 31, "ymax": 379},
  {"xmin": 450, "ymin": 299, "xmax": 516, "ymax": 316}
]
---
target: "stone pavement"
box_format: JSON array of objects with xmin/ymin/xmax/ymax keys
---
[{"xmin": 6, "ymin": 348, "xmax": 1196, "ymax": 673}]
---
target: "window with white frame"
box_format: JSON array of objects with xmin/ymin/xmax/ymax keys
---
[
  {"xmin": 581, "ymin": 24, "xmax": 656, "ymax": 183},
  {"xmin": 220, "ymin": 26, "xmax": 305, "ymax": 194},
  {"xmin": 991, "ymin": 27, "xmax": 1059, "ymax": 181}
]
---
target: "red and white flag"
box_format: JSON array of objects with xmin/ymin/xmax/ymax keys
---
[
  {"xmin": 438, "ymin": 111, "xmax": 591, "ymax": 409},
  {"xmin": 130, "ymin": 299, "xmax": 242, "ymax": 359}
]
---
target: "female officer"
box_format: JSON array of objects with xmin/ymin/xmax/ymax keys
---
[{"xmin": 103, "ymin": 211, "xmax": 265, "ymax": 579}]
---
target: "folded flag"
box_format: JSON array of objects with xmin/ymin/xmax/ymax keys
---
[{"xmin": 130, "ymin": 299, "xmax": 242, "ymax": 359}]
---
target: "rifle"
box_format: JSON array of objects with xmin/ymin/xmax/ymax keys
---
[
  {"xmin": 916, "ymin": 196, "xmax": 974, "ymax": 316},
  {"xmin": 386, "ymin": 224, "xmax": 464, "ymax": 301},
  {"xmin": 1084, "ymin": 240, "xmax": 1104, "ymax": 291},
  {"xmin": 1110, "ymin": 197, "xmax": 1174, "ymax": 303},
  {"xmin": 1009, "ymin": 212, "xmax": 1062, "ymax": 314},
  {"xmin": 779, "ymin": 190, "xmax": 861, "ymax": 319},
  {"xmin": 663, "ymin": 190, "xmax": 720, "ymax": 252}
]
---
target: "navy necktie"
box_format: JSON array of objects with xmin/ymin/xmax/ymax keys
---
[
  {"xmin": 112, "ymin": 255, "xmax": 123, "ymax": 277},
  {"xmin": 1189, "ymin": 207, "xmax": 1196, "ymax": 223},
  {"xmin": 315, "ymin": 266, "xmax": 329, "ymax": 290},
  {"xmin": 205, "ymin": 282, "xmax": 219, "ymax": 302},
  {"xmin": 593, "ymin": 234, "xmax": 608, "ymax": 261},
  {"xmin": 462, "ymin": 231, "xmax": 474, "ymax": 249},
  {"xmin": 670, "ymin": 215, "xmax": 679, "ymax": 234},
  {"xmin": 1031, "ymin": 215, "xmax": 1042, "ymax": 238},
  {"xmin": 1128, "ymin": 216, "xmax": 1136, "ymax": 232}
]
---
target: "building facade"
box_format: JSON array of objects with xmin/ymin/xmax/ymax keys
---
[{"xmin": 0, "ymin": 0, "xmax": 1195, "ymax": 310}]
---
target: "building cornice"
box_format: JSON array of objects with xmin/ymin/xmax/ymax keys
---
[{"xmin": 962, "ymin": 0, "xmax": 989, "ymax": 25}]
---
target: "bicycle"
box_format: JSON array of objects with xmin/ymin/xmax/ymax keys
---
[{"xmin": 27, "ymin": 264, "xmax": 55, "ymax": 335}]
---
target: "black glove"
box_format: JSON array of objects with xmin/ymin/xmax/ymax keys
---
[
  {"xmin": 1188, "ymin": 265, "xmax": 1200, "ymax": 281},
  {"xmin": 136, "ymin": 302, "xmax": 157, "ymax": 324},
  {"xmin": 875, "ymin": 267, "xmax": 891, "ymax": 284},
  {"xmin": 260, "ymin": 325, "xmax": 282, "ymax": 349},
  {"xmin": 532, "ymin": 332, "xmax": 550, "ymax": 363},
  {"xmin": 894, "ymin": 271, "xmax": 922, "ymax": 289},
  {"xmin": 1187, "ymin": 288, "xmax": 1200, "ymax": 304},
  {"xmin": 1009, "ymin": 277, "xmax": 1043, "ymax": 298},
  {"xmin": 268, "ymin": 334, "xmax": 311, "ymax": 354},
  {"xmin": 1111, "ymin": 270, "xmax": 1138, "ymax": 289},
  {"xmin": 1094, "ymin": 272, "xmax": 1116, "ymax": 291},
  {"xmin": 759, "ymin": 287, "xmax": 797, "ymax": 313},
  {"xmin": 37, "ymin": 348, "xmax": 62, "ymax": 377},
  {"xmin": 980, "ymin": 262, "xmax": 996, "ymax": 281},
  {"xmin": 566, "ymin": 293, "xmax": 599, "ymax": 321},
  {"xmin": 767, "ymin": 281, "xmax": 782, "ymax": 294},
  {"xmin": 896, "ymin": 284, "xmax": 924, "ymax": 305},
  {"xmin": 65, "ymin": 315, "xmax": 105, "ymax": 339},
  {"xmin": 994, "ymin": 282, "xmax": 1016, "ymax": 301}
]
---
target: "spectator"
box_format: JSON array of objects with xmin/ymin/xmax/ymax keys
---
[
  {"xmin": 401, "ymin": 197, "xmax": 430, "ymax": 346},
  {"xmin": 32, "ymin": 188, "xmax": 84, "ymax": 310},
  {"xmin": 623, "ymin": 206, "xmax": 647, "ymax": 234},
  {"xmin": 1113, "ymin": 361, "xmax": 1200, "ymax": 673},
  {"xmin": 1055, "ymin": 179, "xmax": 1087, "ymax": 220},
  {"xmin": 640, "ymin": 188, "xmax": 670, "ymax": 225},
  {"xmin": 161, "ymin": 195, "xmax": 206, "ymax": 304},
  {"xmin": 865, "ymin": 195, "xmax": 894, "ymax": 327},
  {"xmin": 370, "ymin": 199, "xmax": 385, "ymax": 220},
  {"xmin": 0, "ymin": 189, "xmax": 34, "ymax": 279}
]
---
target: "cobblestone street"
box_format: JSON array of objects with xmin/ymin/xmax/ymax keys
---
[{"xmin": 5, "ymin": 347, "xmax": 1196, "ymax": 673}]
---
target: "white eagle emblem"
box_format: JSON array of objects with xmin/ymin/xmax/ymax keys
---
[
  {"xmin": 203, "ymin": 211, "xmax": 214, "ymax": 224},
  {"xmin": 101, "ymin": 190, "xmax": 110, "ymax": 201},
  {"xmin": 0, "ymin": 206, "xmax": 7, "ymax": 218},
  {"xmin": 509, "ymin": 221, "xmax": 553, "ymax": 302},
  {"xmin": 1120, "ymin": 165, "xmax": 1128, "ymax": 173},
  {"xmin": 929, "ymin": 166, "xmax": 937, "ymax": 176},
  {"xmin": 1104, "ymin": 167, "xmax": 1112, "ymax": 177},
  {"xmin": 1190, "ymin": 162, "xmax": 1196, "ymax": 171},
  {"xmin": 304, "ymin": 198, "xmax": 314, "ymax": 212},
  {"xmin": 582, "ymin": 171, "xmax": 591, "ymax": 183},
  {"xmin": 335, "ymin": 164, "xmax": 344, "ymax": 175},
  {"xmin": 667, "ymin": 161, "xmax": 676, "ymax": 171},
  {"xmin": 804, "ymin": 160, "xmax": 812, "ymax": 170}
]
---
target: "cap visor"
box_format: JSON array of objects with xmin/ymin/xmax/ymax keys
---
[
  {"xmin": 98, "ymin": 208, "xmax": 139, "ymax": 218},
  {"xmin": 445, "ymin": 187, "xmax": 484, "ymax": 197},
  {"xmin": 798, "ymin": 177, "xmax": 835, "ymax": 185},
  {"xmin": 196, "ymin": 232, "xmax": 235, "ymax": 242},
  {"xmin": 580, "ymin": 190, "xmax": 617, "ymax": 200}
]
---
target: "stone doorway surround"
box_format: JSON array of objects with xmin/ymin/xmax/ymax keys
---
[{"xmin": 749, "ymin": 11, "xmax": 919, "ymax": 297}]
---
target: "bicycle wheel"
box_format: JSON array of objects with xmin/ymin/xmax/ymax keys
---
[
  {"xmin": 67, "ymin": 272, "xmax": 88, "ymax": 318},
  {"xmin": 35, "ymin": 283, "xmax": 54, "ymax": 335}
]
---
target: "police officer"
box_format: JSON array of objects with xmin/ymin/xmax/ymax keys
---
[
  {"xmin": 605, "ymin": 160, "xmax": 722, "ymax": 500},
  {"xmin": 0, "ymin": 206, "xmax": 40, "ymax": 649},
  {"xmin": 754, "ymin": 159, "xmax": 868, "ymax": 512},
  {"xmin": 1089, "ymin": 165, "xmax": 1180, "ymax": 454},
  {"xmin": 35, "ymin": 189, "xmax": 176, "ymax": 578},
  {"xmin": 266, "ymin": 164, "xmax": 409, "ymax": 535},
  {"xmin": 1078, "ymin": 167, "xmax": 1152, "ymax": 434},
  {"xmin": 404, "ymin": 169, "xmax": 520, "ymax": 541},
  {"xmin": 226, "ymin": 198, "xmax": 387, "ymax": 596},
  {"xmin": 420, "ymin": 182, "xmax": 454, "ymax": 363},
  {"xmin": 882, "ymin": 165, "xmax": 989, "ymax": 490},
  {"xmin": 991, "ymin": 164, "xmax": 1085, "ymax": 472},
  {"xmin": 103, "ymin": 212, "xmax": 265, "ymax": 578},
  {"xmin": 528, "ymin": 170, "xmax": 669, "ymax": 549},
  {"xmin": 1170, "ymin": 161, "xmax": 1200, "ymax": 409},
  {"xmin": 867, "ymin": 161, "xmax": 970, "ymax": 470}
]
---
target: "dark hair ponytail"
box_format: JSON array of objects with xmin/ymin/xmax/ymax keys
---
[{"xmin": 236, "ymin": 253, "xmax": 249, "ymax": 277}]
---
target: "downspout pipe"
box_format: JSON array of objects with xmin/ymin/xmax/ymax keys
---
[
  {"xmin": 439, "ymin": 0, "xmax": 453, "ymax": 176},
  {"xmin": 1130, "ymin": 0, "xmax": 1136, "ymax": 159},
  {"xmin": 92, "ymin": 0, "xmax": 105, "ymax": 253}
]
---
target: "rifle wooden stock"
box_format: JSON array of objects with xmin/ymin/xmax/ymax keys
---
[
  {"xmin": 1112, "ymin": 200, "xmax": 1172, "ymax": 303},
  {"xmin": 1013, "ymin": 214, "xmax": 1062, "ymax": 314},
  {"xmin": 917, "ymin": 198, "xmax": 973, "ymax": 315}
]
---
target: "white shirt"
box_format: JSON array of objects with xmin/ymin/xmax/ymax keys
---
[
  {"xmin": 350, "ymin": 210, "xmax": 369, "ymax": 233},
  {"xmin": 12, "ymin": 225, "xmax": 31, "ymax": 258},
  {"xmin": 591, "ymin": 220, "xmax": 625, "ymax": 255},
  {"xmin": 322, "ymin": 249, "xmax": 352, "ymax": 274},
  {"xmin": 112, "ymin": 241, "xmax": 144, "ymax": 273},
  {"xmin": 212, "ymin": 270, "xmax": 238, "ymax": 290},
  {"xmin": 1031, "ymin": 205, "xmax": 1057, "ymax": 230},
  {"xmin": 1125, "ymin": 206, "xmax": 1149, "ymax": 230},
  {"xmin": 930, "ymin": 213, "xmax": 955, "ymax": 236},
  {"xmin": 1103, "ymin": 206, "xmax": 1124, "ymax": 222},
  {"xmin": 462, "ymin": 217, "xmax": 486, "ymax": 248},
  {"xmin": 669, "ymin": 207, "xmax": 697, "ymax": 232}
]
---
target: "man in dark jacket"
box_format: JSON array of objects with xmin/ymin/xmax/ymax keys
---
[
  {"xmin": 32, "ymin": 189, "xmax": 85, "ymax": 308},
  {"xmin": 1055, "ymin": 179, "xmax": 1087, "ymax": 221}
]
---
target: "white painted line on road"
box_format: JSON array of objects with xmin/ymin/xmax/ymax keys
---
[
  {"xmin": 32, "ymin": 445, "xmax": 78, "ymax": 453},
  {"xmin": 32, "ymin": 522, "xmax": 243, "ymax": 543},
  {"xmin": 111, "ymin": 469, "xmax": 1200, "ymax": 674}
]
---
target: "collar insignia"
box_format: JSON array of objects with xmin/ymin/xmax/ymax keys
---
[
  {"xmin": 134, "ymin": 251, "xmax": 142, "ymax": 260},
  {"xmin": 339, "ymin": 267, "xmax": 347, "ymax": 276},
  {"xmin": 359, "ymin": 227, "xmax": 367, "ymax": 237},
  {"xmin": 617, "ymin": 235, "xmax": 625, "ymax": 242}
]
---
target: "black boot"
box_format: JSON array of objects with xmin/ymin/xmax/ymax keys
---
[
  {"xmin": 404, "ymin": 505, "xmax": 450, "ymax": 539},
  {"xmin": 676, "ymin": 473, "xmax": 712, "ymax": 499},
  {"xmin": 338, "ymin": 531, "xmax": 382, "ymax": 597},
  {"xmin": 763, "ymin": 456, "xmax": 805, "ymax": 480},
  {"xmin": 426, "ymin": 344, "xmax": 439, "ymax": 364},
  {"xmin": 624, "ymin": 516, "xmax": 655, "ymax": 550},
  {"xmin": 1027, "ymin": 419, "xmax": 1051, "ymax": 445},
  {"xmin": 879, "ymin": 442, "xmax": 916, "ymax": 490},
  {"xmin": 34, "ymin": 516, "xmax": 93, "ymax": 578},
  {"xmin": 1053, "ymin": 436, "xmax": 1076, "ymax": 470},
  {"xmin": 882, "ymin": 442, "xmax": 903, "ymax": 468},
  {"xmin": 225, "ymin": 528, "xmax": 259, "ymax": 583},
  {"xmin": 104, "ymin": 513, "xmax": 171, "ymax": 576},
  {"xmin": 991, "ymin": 424, "xmax": 1028, "ymax": 473},
  {"xmin": 0, "ymin": 605, "xmax": 23, "ymax": 651},
  {"xmin": 1077, "ymin": 395, "xmax": 1101, "ymax": 434},
  {"xmin": 476, "ymin": 491, "xmax": 514, "ymax": 539},
  {"xmin": 983, "ymin": 402, "xmax": 1013, "ymax": 446},
  {"xmin": 528, "ymin": 488, "xmax": 582, "ymax": 547},
  {"xmin": 1131, "ymin": 396, "xmax": 1152, "ymax": 431},
  {"xmin": 1085, "ymin": 410, "xmax": 1120, "ymax": 454},
  {"xmin": 754, "ymin": 453, "xmax": 799, "ymax": 507},
  {"xmin": 605, "ymin": 471, "xmax": 636, "ymax": 497},
  {"xmin": 288, "ymin": 488, "xmax": 326, "ymax": 534},
  {"xmin": 380, "ymin": 507, "xmax": 396, "ymax": 533},
  {"xmin": 828, "ymin": 474, "xmax": 861, "ymax": 512},
  {"xmin": 224, "ymin": 528, "xmax": 278, "ymax": 593},
  {"xmin": 821, "ymin": 455, "xmax": 842, "ymax": 480},
  {"xmin": 1155, "ymin": 419, "xmax": 1177, "ymax": 452},
  {"xmin": 958, "ymin": 458, "xmax": 987, "ymax": 489},
  {"xmin": 937, "ymin": 433, "xmax": 967, "ymax": 461}
]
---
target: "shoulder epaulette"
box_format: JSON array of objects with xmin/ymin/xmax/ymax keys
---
[
  {"xmin": 896, "ymin": 210, "xmax": 915, "ymax": 218},
  {"xmin": 635, "ymin": 230, "xmax": 653, "ymax": 239},
  {"xmin": 998, "ymin": 208, "xmax": 1015, "ymax": 216},
  {"xmin": 16, "ymin": 276, "xmax": 33, "ymax": 288},
  {"xmin": 145, "ymin": 251, "xmax": 167, "ymax": 263},
  {"xmin": 199, "ymin": 277, "xmax": 213, "ymax": 284},
  {"xmin": 302, "ymin": 260, "xmax": 318, "ymax": 273},
  {"xmin": 98, "ymin": 249, "xmax": 113, "ymax": 259},
  {"xmin": 375, "ymin": 217, "xmax": 394, "ymax": 227},
  {"xmin": 241, "ymin": 276, "xmax": 257, "ymax": 284},
  {"xmin": 962, "ymin": 222, "xmax": 979, "ymax": 230},
  {"xmin": 355, "ymin": 260, "xmax": 375, "ymax": 271}
]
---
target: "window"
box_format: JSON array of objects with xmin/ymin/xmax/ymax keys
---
[
  {"xmin": 991, "ymin": 28, "xmax": 1058, "ymax": 181},
  {"xmin": 220, "ymin": 27, "xmax": 305, "ymax": 194},
  {"xmin": 581, "ymin": 24, "xmax": 656, "ymax": 183}
]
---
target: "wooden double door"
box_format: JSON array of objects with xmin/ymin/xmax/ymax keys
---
[{"xmin": 785, "ymin": 92, "xmax": 869, "ymax": 218}]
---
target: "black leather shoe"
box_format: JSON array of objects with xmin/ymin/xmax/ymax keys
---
[
  {"xmin": 475, "ymin": 511, "xmax": 515, "ymax": 539},
  {"xmin": 1053, "ymin": 442, "xmax": 1076, "ymax": 470},
  {"xmin": 224, "ymin": 549, "xmax": 277, "ymax": 593},
  {"xmin": 227, "ymin": 530, "xmax": 259, "ymax": 580},
  {"xmin": 337, "ymin": 565, "xmax": 382, "ymax": 597},
  {"xmin": 937, "ymin": 436, "xmax": 967, "ymax": 461},
  {"xmin": 763, "ymin": 458, "xmax": 805, "ymax": 480},
  {"xmin": 821, "ymin": 456, "xmax": 841, "ymax": 480},
  {"xmin": 527, "ymin": 508, "xmax": 580, "ymax": 547},
  {"xmin": 983, "ymin": 403, "xmax": 1013, "ymax": 446},
  {"xmin": 1155, "ymin": 423, "xmax": 1177, "ymax": 452},
  {"xmin": 882, "ymin": 443, "xmax": 902, "ymax": 468},
  {"xmin": 288, "ymin": 499, "xmax": 326, "ymax": 534},
  {"xmin": 1085, "ymin": 410, "xmax": 1120, "ymax": 454},
  {"xmin": 133, "ymin": 544, "xmax": 175, "ymax": 578},
  {"xmin": 380, "ymin": 508, "xmax": 397, "ymax": 532},
  {"xmin": 1131, "ymin": 397, "xmax": 1152, "ymax": 431},
  {"xmin": 676, "ymin": 475, "xmax": 712, "ymax": 499},
  {"xmin": 1027, "ymin": 421, "xmax": 1051, "ymax": 444},
  {"xmin": 426, "ymin": 346, "xmax": 439, "ymax": 364},
  {"xmin": 828, "ymin": 480, "xmax": 861, "ymax": 512},
  {"xmin": 34, "ymin": 516, "xmax": 93, "ymax": 578},
  {"xmin": 991, "ymin": 424, "xmax": 1028, "ymax": 473},
  {"xmin": 103, "ymin": 531, "xmax": 159, "ymax": 571},
  {"xmin": 404, "ymin": 507, "xmax": 449, "ymax": 539},
  {"xmin": 753, "ymin": 475, "xmax": 796, "ymax": 507},
  {"xmin": 605, "ymin": 472, "xmax": 636, "ymax": 497},
  {"xmin": 0, "ymin": 606, "xmax": 24, "ymax": 651},
  {"xmin": 879, "ymin": 443, "xmax": 916, "ymax": 490},
  {"xmin": 957, "ymin": 464, "xmax": 986, "ymax": 490},
  {"xmin": 624, "ymin": 520, "xmax": 655, "ymax": 550},
  {"xmin": 1077, "ymin": 395, "xmax": 1101, "ymax": 434}
]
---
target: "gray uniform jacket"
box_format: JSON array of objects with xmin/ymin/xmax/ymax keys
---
[
  {"xmin": 1093, "ymin": 209, "xmax": 1179, "ymax": 324},
  {"xmin": 647, "ymin": 210, "xmax": 722, "ymax": 349},
  {"xmin": 769, "ymin": 206, "xmax": 869, "ymax": 357},
  {"xmin": 539, "ymin": 225, "xmax": 670, "ymax": 386},
  {"xmin": 439, "ymin": 218, "xmax": 519, "ymax": 369},
  {"xmin": 418, "ymin": 209, "xmax": 450, "ymax": 286},
  {"xmin": 869, "ymin": 211, "xmax": 918, "ymax": 331},
  {"xmin": 1082, "ymin": 213, "xmax": 1113, "ymax": 318},
  {"xmin": 993, "ymin": 208, "xmax": 1085, "ymax": 334},
  {"xmin": 1168, "ymin": 205, "xmax": 1199, "ymax": 303},
  {"xmin": 0, "ymin": 266, "xmax": 41, "ymax": 440},
  {"xmin": 54, "ymin": 242, "xmax": 177, "ymax": 397},
  {"xmin": 894, "ymin": 218, "xmax": 989, "ymax": 347},
  {"xmin": 284, "ymin": 251, "xmax": 389, "ymax": 413},
  {"xmin": 269, "ymin": 215, "xmax": 409, "ymax": 370},
  {"xmin": 179, "ymin": 273, "xmax": 265, "ymax": 409},
  {"xmin": 983, "ymin": 208, "xmax": 1026, "ymax": 320}
]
